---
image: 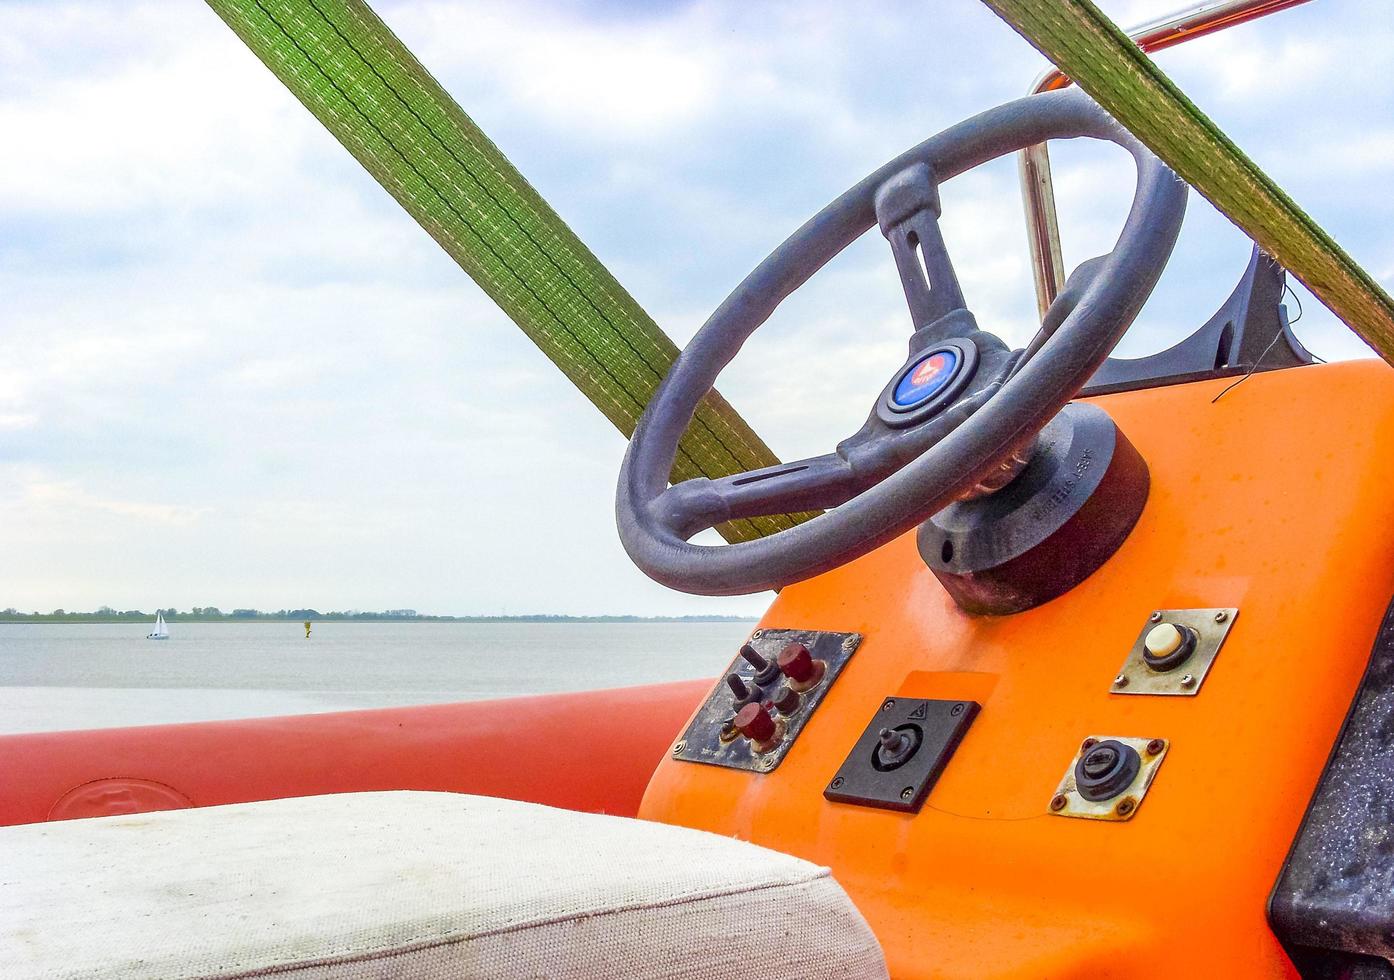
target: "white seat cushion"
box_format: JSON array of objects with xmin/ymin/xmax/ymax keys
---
[{"xmin": 0, "ymin": 791, "xmax": 887, "ymax": 979}]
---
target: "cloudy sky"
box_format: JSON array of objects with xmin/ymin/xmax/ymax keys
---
[{"xmin": 2, "ymin": 0, "xmax": 1391, "ymax": 617}]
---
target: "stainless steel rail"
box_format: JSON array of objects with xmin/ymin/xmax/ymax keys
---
[{"xmin": 1020, "ymin": 0, "xmax": 1315, "ymax": 317}]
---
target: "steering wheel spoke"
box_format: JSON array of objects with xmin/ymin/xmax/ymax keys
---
[
  {"xmin": 875, "ymin": 162, "xmax": 969, "ymax": 342},
  {"xmin": 654, "ymin": 453, "xmax": 858, "ymax": 540}
]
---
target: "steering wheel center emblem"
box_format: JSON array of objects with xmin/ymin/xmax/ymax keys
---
[
  {"xmin": 893, "ymin": 349, "xmax": 959, "ymax": 408},
  {"xmin": 877, "ymin": 339, "xmax": 978, "ymax": 427}
]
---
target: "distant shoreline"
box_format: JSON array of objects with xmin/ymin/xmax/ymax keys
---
[{"xmin": 0, "ymin": 613, "xmax": 757, "ymax": 625}]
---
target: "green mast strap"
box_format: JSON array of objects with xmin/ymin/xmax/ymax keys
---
[
  {"xmin": 204, "ymin": 0, "xmax": 809, "ymax": 543},
  {"xmin": 982, "ymin": 0, "xmax": 1394, "ymax": 365}
]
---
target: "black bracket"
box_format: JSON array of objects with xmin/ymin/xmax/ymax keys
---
[{"xmin": 1082, "ymin": 245, "xmax": 1313, "ymax": 397}]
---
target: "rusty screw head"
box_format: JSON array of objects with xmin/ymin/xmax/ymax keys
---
[
  {"xmin": 1150, "ymin": 611, "xmax": 1163, "ymax": 623},
  {"xmin": 1214, "ymin": 611, "xmax": 1229, "ymax": 623},
  {"xmin": 830, "ymin": 776, "xmax": 844, "ymax": 789},
  {"xmin": 1081, "ymin": 737, "xmax": 1098, "ymax": 752},
  {"xmin": 900, "ymin": 786, "xmax": 915, "ymax": 801},
  {"xmin": 1049, "ymin": 794, "xmax": 1067, "ymax": 812},
  {"xmin": 1115, "ymin": 798, "xmax": 1136, "ymax": 817},
  {"xmin": 1146, "ymin": 738, "xmax": 1166, "ymax": 756}
]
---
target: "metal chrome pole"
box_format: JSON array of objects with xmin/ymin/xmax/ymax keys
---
[{"xmin": 1020, "ymin": 0, "xmax": 1315, "ymax": 318}]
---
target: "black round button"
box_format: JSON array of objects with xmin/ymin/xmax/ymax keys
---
[{"xmin": 1075, "ymin": 739, "xmax": 1141, "ymax": 802}]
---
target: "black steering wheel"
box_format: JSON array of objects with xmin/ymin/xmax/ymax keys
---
[{"xmin": 617, "ymin": 89, "xmax": 1186, "ymax": 596}]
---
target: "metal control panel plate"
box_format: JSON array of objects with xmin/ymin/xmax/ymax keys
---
[
  {"xmin": 1111, "ymin": 608, "xmax": 1237, "ymax": 696},
  {"xmin": 672, "ymin": 628, "xmax": 861, "ymax": 773}
]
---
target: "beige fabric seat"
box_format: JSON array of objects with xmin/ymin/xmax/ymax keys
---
[{"xmin": 0, "ymin": 791, "xmax": 888, "ymax": 979}]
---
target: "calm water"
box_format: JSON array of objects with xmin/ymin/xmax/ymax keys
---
[{"xmin": 0, "ymin": 622, "xmax": 750, "ymax": 735}]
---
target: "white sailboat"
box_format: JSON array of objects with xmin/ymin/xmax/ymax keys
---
[{"xmin": 147, "ymin": 611, "xmax": 169, "ymax": 640}]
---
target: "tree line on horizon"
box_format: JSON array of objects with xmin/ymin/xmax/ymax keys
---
[{"xmin": 0, "ymin": 607, "xmax": 756, "ymax": 624}]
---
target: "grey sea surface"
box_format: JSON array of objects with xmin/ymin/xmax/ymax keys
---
[{"xmin": 0, "ymin": 621, "xmax": 750, "ymax": 735}]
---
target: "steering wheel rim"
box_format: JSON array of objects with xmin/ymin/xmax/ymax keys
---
[{"xmin": 618, "ymin": 88, "xmax": 1186, "ymax": 596}]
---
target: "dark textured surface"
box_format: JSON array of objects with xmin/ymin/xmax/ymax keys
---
[{"xmin": 1271, "ymin": 597, "xmax": 1394, "ymax": 964}]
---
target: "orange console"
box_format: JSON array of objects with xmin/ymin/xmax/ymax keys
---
[{"xmin": 640, "ymin": 360, "xmax": 1394, "ymax": 979}]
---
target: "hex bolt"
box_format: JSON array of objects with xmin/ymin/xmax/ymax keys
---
[
  {"xmin": 1114, "ymin": 674, "xmax": 1129, "ymax": 688},
  {"xmin": 1049, "ymin": 794, "xmax": 1067, "ymax": 812},
  {"xmin": 1180, "ymin": 673, "xmax": 1196, "ymax": 688},
  {"xmin": 1115, "ymin": 798, "xmax": 1136, "ymax": 817},
  {"xmin": 1214, "ymin": 611, "xmax": 1229, "ymax": 624},
  {"xmin": 1081, "ymin": 737, "xmax": 1098, "ymax": 752},
  {"xmin": 900, "ymin": 786, "xmax": 915, "ymax": 801},
  {"xmin": 1150, "ymin": 611, "xmax": 1163, "ymax": 623},
  {"xmin": 1146, "ymin": 738, "xmax": 1166, "ymax": 756},
  {"xmin": 830, "ymin": 776, "xmax": 844, "ymax": 789}
]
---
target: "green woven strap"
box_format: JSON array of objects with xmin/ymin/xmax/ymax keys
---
[
  {"xmin": 983, "ymin": 0, "xmax": 1394, "ymax": 363},
  {"xmin": 204, "ymin": 0, "xmax": 805, "ymax": 542}
]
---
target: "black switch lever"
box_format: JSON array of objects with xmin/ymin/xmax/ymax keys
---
[
  {"xmin": 726, "ymin": 673, "xmax": 759, "ymax": 704},
  {"xmin": 740, "ymin": 643, "xmax": 782, "ymax": 685}
]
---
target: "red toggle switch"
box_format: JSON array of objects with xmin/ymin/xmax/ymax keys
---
[
  {"xmin": 734, "ymin": 701, "xmax": 776, "ymax": 744},
  {"xmin": 777, "ymin": 642, "xmax": 826, "ymax": 692}
]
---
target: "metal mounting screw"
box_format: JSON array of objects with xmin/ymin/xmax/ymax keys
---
[
  {"xmin": 1180, "ymin": 673, "xmax": 1196, "ymax": 688},
  {"xmin": 672, "ymin": 741, "xmax": 685, "ymax": 755},
  {"xmin": 758, "ymin": 756, "xmax": 775, "ymax": 771},
  {"xmin": 882, "ymin": 699, "xmax": 896, "ymax": 712},
  {"xmin": 1113, "ymin": 674, "xmax": 1129, "ymax": 688},
  {"xmin": 751, "ymin": 629, "xmax": 764, "ymax": 640},
  {"xmin": 1081, "ymin": 737, "xmax": 1098, "ymax": 752},
  {"xmin": 1049, "ymin": 794, "xmax": 1067, "ymax": 812},
  {"xmin": 830, "ymin": 776, "xmax": 844, "ymax": 789},
  {"xmin": 951, "ymin": 702, "xmax": 965, "ymax": 717},
  {"xmin": 842, "ymin": 635, "xmax": 857, "ymax": 652},
  {"xmin": 900, "ymin": 786, "xmax": 915, "ymax": 801},
  {"xmin": 1115, "ymin": 798, "xmax": 1136, "ymax": 817},
  {"xmin": 1150, "ymin": 611, "xmax": 1163, "ymax": 623},
  {"xmin": 1214, "ymin": 611, "xmax": 1229, "ymax": 623},
  {"xmin": 1146, "ymin": 738, "xmax": 1166, "ymax": 756}
]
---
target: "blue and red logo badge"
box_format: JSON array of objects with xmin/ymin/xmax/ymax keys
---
[{"xmin": 892, "ymin": 349, "xmax": 960, "ymax": 409}]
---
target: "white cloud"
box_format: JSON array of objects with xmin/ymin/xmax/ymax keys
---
[{"xmin": 1, "ymin": 0, "xmax": 1390, "ymax": 615}]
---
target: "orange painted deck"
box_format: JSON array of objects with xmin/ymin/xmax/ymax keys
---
[{"xmin": 641, "ymin": 360, "xmax": 1394, "ymax": 978}]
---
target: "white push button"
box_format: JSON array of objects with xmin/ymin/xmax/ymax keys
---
[{"xmin": 1144, "ymin": 622, "xmax": 1184, "ymax": 658}]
